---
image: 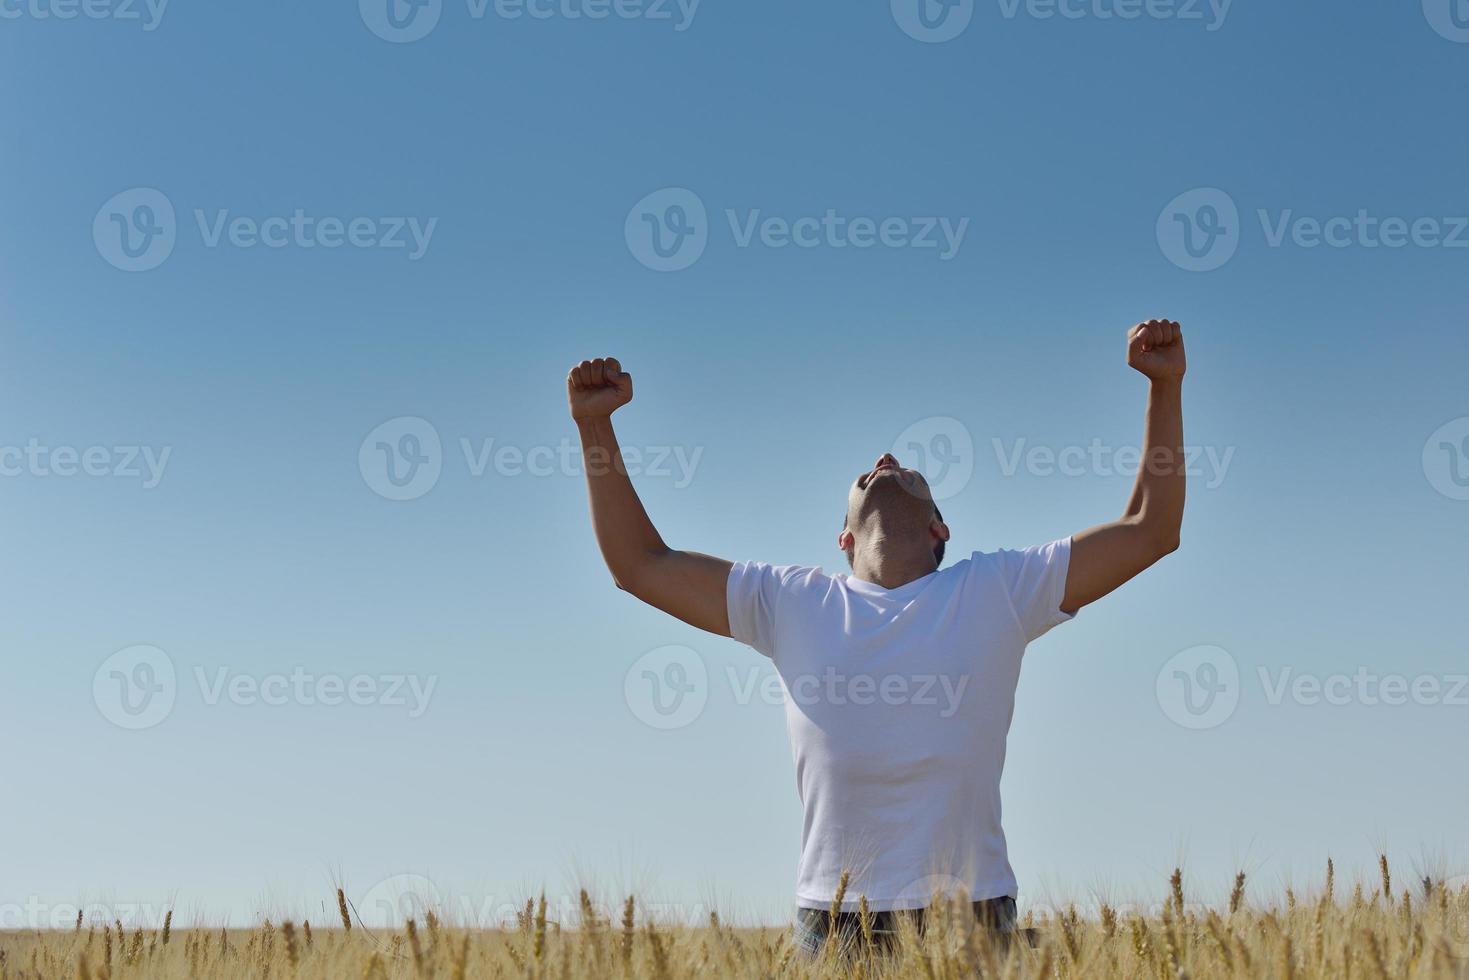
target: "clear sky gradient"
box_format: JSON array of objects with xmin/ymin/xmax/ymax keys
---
[{"xmin": 2, "ymin": 0, "xmax": 1467, "ymax": 928}]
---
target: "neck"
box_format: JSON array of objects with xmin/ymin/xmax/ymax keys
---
[{"xmin": 850, "ymin": 524, "xmax": 937, "ymax": 590}]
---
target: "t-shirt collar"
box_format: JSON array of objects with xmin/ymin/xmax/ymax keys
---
[{"xmin": 841, "ymin": 567, "xmax": 940, "ymax": 599}]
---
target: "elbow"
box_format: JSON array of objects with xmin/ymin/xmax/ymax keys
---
[
  {"xmin": 1130, "ymin": 514, "xmax": 1180, "ymax": 560},
  {"xmin": 610, "ymin": 561, "xmax": 652, "ymax": 595},
  {"xmin": 607, "ymin": 546, "xmax": 667, "ymax": 595}
]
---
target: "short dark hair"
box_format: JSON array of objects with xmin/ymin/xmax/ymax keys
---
[{"xmin": 843, "ymin": 505, "xmax": 945, "ymax": 568}]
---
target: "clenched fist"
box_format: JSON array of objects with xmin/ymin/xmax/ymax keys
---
[
  {"xmin": 567, "ymin": 357, "xmax": 633, "ymax": 421},
  {"xmin": 1128, "ymin": 319, "xmax": 1186, "ymax": 382}
]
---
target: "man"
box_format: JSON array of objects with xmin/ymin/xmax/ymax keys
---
[{"xmin": 566, "ymin": 319, "xmax": 1186, "ymax": 952}]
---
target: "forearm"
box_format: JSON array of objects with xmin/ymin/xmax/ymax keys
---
[
  {"xmin": 576, "ymin": 415, "xmax": 668, "ymax": 587},
  {"xmin": 1062, "ymin": 320, "xmax": 1186, "ymax": 613},
  {"xmin": 1123, "ymin": 378, "xmax": 1185, "ymax": 547}
]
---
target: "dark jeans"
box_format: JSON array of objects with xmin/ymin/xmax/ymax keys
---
[{"xmin": 792, "ymin": 896, "xmax": 1018, "ymax": 958}]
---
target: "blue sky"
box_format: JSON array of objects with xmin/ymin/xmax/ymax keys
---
[{"xmin": 2, "ymin": 0, "xmax": 1467, "ymax": 928}]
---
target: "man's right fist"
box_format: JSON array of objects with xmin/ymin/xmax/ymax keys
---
[
  {"xmin": 1127, "ymin": 319, "xmax": 1186, "ymax": 382},
  {"xmin": 567, "ymin": 357, "xmax": 633, "ymax": 421}
]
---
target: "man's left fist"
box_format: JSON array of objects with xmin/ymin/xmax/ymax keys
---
[{"xmin": 1128, "ymin": 319, "xmax": 1186, "ymax": 382}]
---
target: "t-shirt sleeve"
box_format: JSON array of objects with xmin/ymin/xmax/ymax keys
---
[
  {"xmin": 726, "ymin": 561, "xmax": 803, "ymax": 659},
  {"xmin": 991, "ymin": 537, "xmax": 1075, "ymax": 642}
]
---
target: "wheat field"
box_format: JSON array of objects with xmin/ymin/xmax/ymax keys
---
[{"xmin": 4, "ymin": 857, "xmax": 1467, "ymax": 979}]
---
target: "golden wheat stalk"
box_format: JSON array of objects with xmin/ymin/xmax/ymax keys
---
[
  {"xmin": 619, "ymin": 895, "xmax": 635, "ymax": 976},
  {"xmin": 823, "ymin": 869, "xmax": 850, "ymax": 958},
  {"xmin": 281, "ymin": 921, "xmax": 299, "ymax": 969},
  {"xmin": 1229, "ymin": 871, "xmax": 1247, "ymax": 915}
]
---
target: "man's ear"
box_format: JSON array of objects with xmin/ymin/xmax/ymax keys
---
[
  {"xmin": 931, "ymin": 517, "xmax": 950, "ymax": 543},
  {"xmin": 837, "ymin": 528, "xmax": 854, "ymax": 551}
]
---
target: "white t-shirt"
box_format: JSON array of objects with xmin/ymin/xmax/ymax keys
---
[{"xmin": 726, "ymin": 539, "xmax": 1074, "ymax": 912}]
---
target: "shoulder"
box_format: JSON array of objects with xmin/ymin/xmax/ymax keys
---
[
  {"xmin": 972, "ymin": 540, "xmax": 1072, "ymax": 576},
  {"xmin": 944, "ymin": 550, "xmax": 993, "ymax": 581},
  {"xmin": 728, "ymin": 561, "xmax": 832, "ymax": 596}
]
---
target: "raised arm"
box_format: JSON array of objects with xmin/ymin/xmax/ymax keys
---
[
  {"xmin": 1061, "ymin": 320, "xmax": 1186, "ymax": 615},
  {"xmin": 568, "ymin": 357, "xmax": 733, "ymax": 636}
]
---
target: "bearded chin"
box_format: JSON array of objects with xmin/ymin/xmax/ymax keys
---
[{"xmin": 858, "ymin": 476, "xmax": 934, "ymax": 523}]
